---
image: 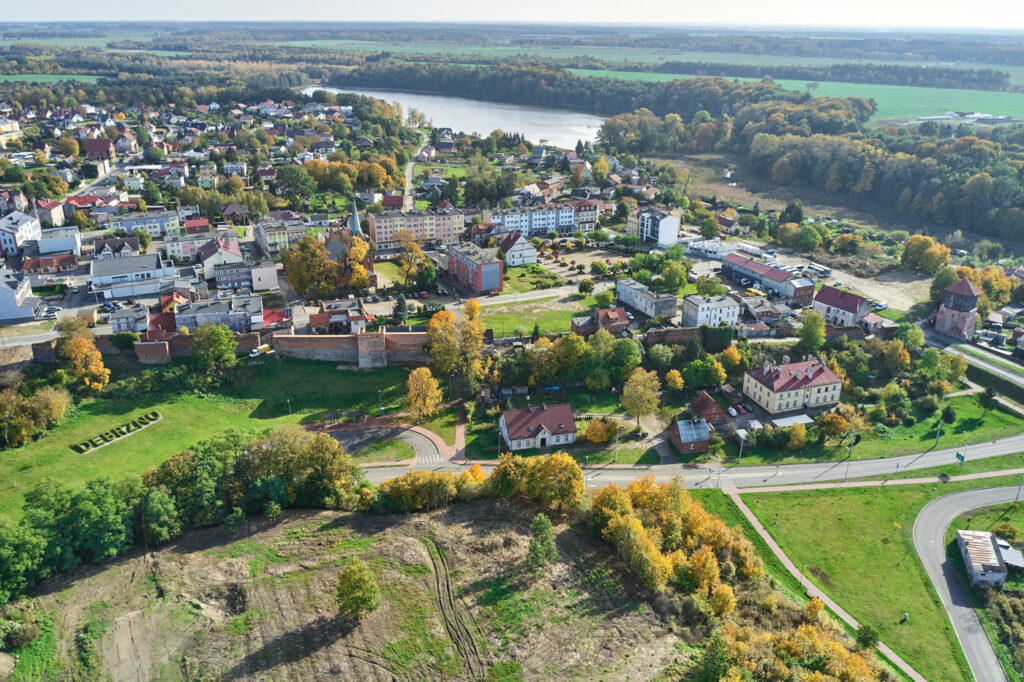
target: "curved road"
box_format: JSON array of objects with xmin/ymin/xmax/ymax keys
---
[
  {"xmin": 330, "ymin": 426, "xmax": 443, "ymax": 465},
  {"xmin": 912, "ymin": 486, "xmax": 1020, "ymax": 682},
  {"xmin": 360, "ymin": 431, "xmax": 1024, "ymax": 487}
]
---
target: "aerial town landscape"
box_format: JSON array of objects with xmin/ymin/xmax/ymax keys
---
[{"xmin": 0, "ymin": 10, "xmax": 1023, "ymax": 682}]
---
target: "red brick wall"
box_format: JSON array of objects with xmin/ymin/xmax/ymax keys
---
[{"xmin": 643, "ymin": 327, "xmax": 700, "ymax": 347}]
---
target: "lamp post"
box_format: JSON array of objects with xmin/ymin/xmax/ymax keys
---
[
  {"xmin": 1016, "ymin": 473, "xmax": 1024, "ymax": 503},
  {"xmin": 287, "ymin": 397, "xmax": 291, "ymax": 416},
  {"xmin": 934, "ymin": 417, "xmax": 943, "ymax": 448}
]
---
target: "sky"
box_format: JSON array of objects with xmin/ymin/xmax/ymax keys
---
[{"xmin": 9, "ymin": 0, "xmax": 1024, "ymax": 31}]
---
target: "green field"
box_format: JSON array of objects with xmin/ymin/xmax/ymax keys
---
[
  {"xmin": 718, "ymin": 394, "xmax": 1024, "ymax": 466},
  {"xmin": 414, "ymin": 162, "xmax": 467, "ymax": 179},
  {"xmin": 743, "ymin": 476, "xmax": 1024, "ymax": 682},
  {"xmin": 502, "ymin": 265, "xmax": 566, "ymax": 294},
  {"xmin": 568, "ymin": 68, "xmax": 1024, "ymax": 121},
  {"xmin": 0, "ymin": 31, "xmax": 155, "ymax": 49},
  {"xmin": 0, "ymin": 359, "xmax": 411, "ymax": 521},
  {"xmin": 353, "ymin": 438, "xmax": 415, "ymax": 462},
  {"xmin": 480, "ymin": 295, "xmax": 595, "ymax": 338},
  {"xmin": 0, "ymin": 74, "xmax": 100, "ymax": 83}
]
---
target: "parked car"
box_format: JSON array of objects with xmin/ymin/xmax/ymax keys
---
[
  {"xmin": 727, "ymin": 407, "xmax": 738, "ymax": 417},
  {"xmin": 743, "ymin": 403, "xmax": 754, "ymax": 413},
  {"xmin": 875, "ymin": 301, "xmax": 888, "ymax": 310},
  {"xmin": 420, "ymin": 291, "xmax": 429, "ymax": 299},
  {"xmin": 832, "ymin": 281, "xmax": 843, "ymax": 288},
  {"xmin": 734, "ymin": 405, "xmax": 746, "ymax": 415},
  {"xmin": 625, "ymin": 312, "xmax": 635, "ymax": 320},
  {"xmin": 386, "ymin": 295, "xmax": 394, "ymax": 301}
]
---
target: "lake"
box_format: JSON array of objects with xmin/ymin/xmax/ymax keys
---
[{"xmin": 302, "ymin": 86, "xmax": 604, "ymax": 148}]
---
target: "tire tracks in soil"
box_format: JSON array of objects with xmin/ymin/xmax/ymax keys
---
[{"xmin": 421, "ymin": 537, "xmax": 487, "ymax": 679}]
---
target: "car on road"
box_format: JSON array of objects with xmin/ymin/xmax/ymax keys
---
[
  {"xmin": 743, "ymin": 403, "xmax": 754, "ymax": 413},
  {"xmin": 734, "ymin": 404, "xmax": 746, "ymax": 414},
  {"xmin": 488, "ymin": 290, "xmax": 500, "ymax": 297},
  {"xmin": 46, "ymin": 305, "xmax": 61, "ymax": 312}
]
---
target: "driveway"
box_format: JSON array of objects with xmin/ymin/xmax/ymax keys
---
[
  {"xmin": 912, "ymin": 485, "xmax": 1021, "ymax": 682},
  {"xmin": 328, "ymin": 425, "xmax": 443, "ymax": 465}
]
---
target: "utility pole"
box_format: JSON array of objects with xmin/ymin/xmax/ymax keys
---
[
  {"xmin": 934, "ymin": 418, "xmax": 942, "ymax": 448},
  {"xmin": 614, "ymin": 429, "xmax": 619, "ymax": 464},
  {"xmin": 738, "ymin": 434, "xmax": 745, "ymax": 463},
  {"xmin": 1016, "ymin": 473, "xmax": 1024, "ymax": 503}
]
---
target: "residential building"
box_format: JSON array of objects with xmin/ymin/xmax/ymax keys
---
[
  {"xmin": 0, "ymin": 189, "xmax": 27, "ymax": 214},
  {"xmin": 93, "ymin": 237, "xmax": 141, "ymax": 260},
  {"xmin": 669, "ymin": 418, "xmax": 711, "ymax": 455},
  {"xmin": 89, "ymin": 254, "xmax": 175, "ymax": 299},
  {"xmin": 107, "ymin": 211, "xmax": 181, "ymax": 238},
  {"xmin": 957, "ymin": 530, "xmax": 1007, "ymax": 589},
  {"xmin": 498, "ymin": 232, "xmax": 537, "ymax": 267},
  {"xmin": 935, "ymin": 277, "xmax": 981, "ymax": 341},
  {"xmin": 213, "ymin": 260, "xmax": 278, "ymax": 291},
  {"xmin": 82, "ymin": 137, "xmax": 116, "ymax": 162},
  {"xmin": 164, "ymin": 230, "xmax": 239, "ymax": 262},
  {"xmin": 0, "ymin": 266, "xmax": 34, "ymax": 321},
  {"xmin": 366, "ymin": 208, "xmax": 464, "ymax": 250},
  {"xmin": 570, "ymin": 306, "xmax": 630, "ymax": 338},
  {"xmin": 224, "ymin": 161, "xmax": 248, "ymax": 177},
  {"xmin": 616, "ymin": 278, "xmax": 677, "ymax": 319},
  {"xmin": 567, "ymin": 199, "xmax": 599, "ymax": 232},
  {"xmin": 38, "ymin": 226, "xmax": 81, "ymax": 257},
  {"xmin": 33, "ymin": 199, "xmax": 65, "ymax": 227},
  {"xmin": 721, "ymin": 253, "xmax": 814, "ymax": 306},
  {"xmin": 175, "ymin": 296, "xmax": 264, "ymax": 333},
  {"xmin": 628, "ymin": 208, "xmax": 680, "ymax": 248},
  {"xmin": 486, "ymin": 204, "xmax": 574, "ymax": 237},
  {"xmin": 0, "ymin": 118, "xmax": 22, "ymax": 148},
  {"xmin": 681, "ymin": 294, "xmax": 740, "ymax": 328},
  {"xmin": 742, "ymin": 356, "xmax": 842, "ymax": 415},
  {"xmin": 812, "ymin": 285, "xmax": 870, "ymax": 326},
  {"xmin": 684, "ymin": 237, "xmax": 760, "ymax": 260},
  {"xmin": 198, "ymin": 238, "xmax": 244, "ymax": 278},
  {"xmin": 309, "ymin": 299, "xmax": 373, "ymax": 334},
  {"xmin": 0, "ymin": 211, "xmax": 42, "ymax": 256},
  {"xmin": 110, "ymin": 305, "xmax": 150, "ymax": 333},
  {"xmin": 448, "ymin": 243, "xmax": 503, "ymax": 295},
  {"xmin": 499, "ymin": 404, "xmax": 576, "ymax": 451},
  {"xmin": 22, "ymin": 253, "xmax": 77, "ymax": 274},
  {"xmin": 255, "ymin": 216, "xmax": 289, "ymax": 257},
  {"xmin": 689, "ymin": 391, "xmax": 727, "ymax": 426},
  {"xmin": 114, "ymin": 132, "xmax": 138, "ymax": 155}
]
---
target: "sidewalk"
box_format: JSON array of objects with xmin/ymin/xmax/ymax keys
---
[
  {"xmin": 726, "ymin": 489, "xmax": 927, "ymax": 682},
  {"xmin": 742, "ymin": 466, "xmax": 1024, "ymax": 493}
]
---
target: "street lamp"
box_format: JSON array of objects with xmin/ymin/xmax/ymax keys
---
[{"xmin": 287, "ymin": 397, "xmax": 291, "ymax": 416}]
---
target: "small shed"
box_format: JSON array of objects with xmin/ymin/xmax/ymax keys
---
[
  {"xmin": 347, "ymin": 410, "xmax": 365, "ymax": 422},
  {"xmin": 322, "ymin": 412, "xmax": 339, "ymax": 424}
]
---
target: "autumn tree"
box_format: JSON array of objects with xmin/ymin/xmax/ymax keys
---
[
  {"xmin": 665, "ymin": 369, "xmax": 684, "ymax": 392},
  {"xmin": 524, "ymin": 452, "xmax": 585, "ymax": 511},
  {"xmin": 688, "ymin": 544, "xmax": 720, "ymax": 596},
  {"xmin": 710, "ymin": 583, "xmax": 736, "ymax": 616},
  {"xmin": 61, "ymin": 336, "xmax": 109, "ymax": 393},
  {"xmin": 336, "ymin": 558, "xmax": 381, "ymax": 620},
  {"xmin": 786, "ymin": 423, "xmax": 807, "ymax": 450},
  {"xmin": 578, "ymin": 278, "xmax": 594, "ymax": 295},
  {"xmin": 283, "ymin": 235, "xmax": 338, "ymax": 297},
  {"xmin": 56, "ymin": 136, "xmax": 79, "ymax": 157},
  {"xmin": 395, "ymin": 229, "xmax": 424, "ymax": 287},
  {"xmin": 820, "ymin": 412, "xmax": 849, "ymax": 444},
  {"xmin": 427, "ymin": 310, "xmax": 460, "ymax": 375},
  {"xmin": 622, "ymin": 368, "xmax": 661, "ymax": 426},
  {"xmin": 406, "ymin": 367, "xmax": 443, "ymax": 419}
]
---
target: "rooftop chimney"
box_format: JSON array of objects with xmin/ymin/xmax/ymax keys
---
[
  {"xmin": 808, "ymin": 365, "xmax": 814, "ymax": 379},
  {"xmin": 796, "ymin": 368, "xmax": 802, "ymax": 380},
  {"xmin": 763, "ymin": 361, "xmax": 770, "ymax": 374},
  {"xmin": 782, "ymin": 355, "xmax": 790, "ymax": 365}
]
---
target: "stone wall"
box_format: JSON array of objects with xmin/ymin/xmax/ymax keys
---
[
  {"xmin": 272, "ymin": 329, "xmax": 428, "ymax": 366},
  {"xmin": 357, "ymin": 331, "xmax": 387, "ymax": 369},
  {"xmin": 273, "ymin": 332, "xmax": 360, "ymax": 363},
  {"xmin": 643, "ymin": 327, "xmax": 700, "ymax": 347},
  {"xmin": 384, "ymin": 331, "xmax": 430, "ymax": 365},
  {"xmin": 134, "ymin": 341, "xmax": 171, "ymax": 364}
]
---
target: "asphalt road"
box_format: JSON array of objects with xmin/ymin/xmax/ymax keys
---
[
  {"xmin": 327, "ymin": 426, "xmax": 442, "ymax": 465},
  {"xmin": 925, "ymin": 330, "xmax": 1024, "ymax": 392},
  {"xmin": 912, "ymin": 485, "xmax": 1022, "ymax": 682},
  {"xmin": 359, "ymin": 430, "xmax": 1024, "ymax": 486}
]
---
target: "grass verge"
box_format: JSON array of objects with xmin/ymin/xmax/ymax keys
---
[{"xmin": 353, "ymin": 438, "xmax": 416, "ymax": 462}]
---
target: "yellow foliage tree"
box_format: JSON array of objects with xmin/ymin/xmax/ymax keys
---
[
  {"xmin": 405, "ymin": 367, "xmax": 442, "ymax": 419},
  {"xmin": 621, "ymin": 367, "xmax": 661, "ymax": 426},
  {"xmin": 63, "ymin": 336, "xmax": 110, "ymax": 392},
  {"xmin": 786, "ymin": 423, "xmax": 807, "ymax": 450},
  {"xmin": 711, "ymin": 583, "xmax": 736, "ymax": 616},
  {"xmin": 591, "ymin": 483, "xmax": 633, "ymax": 530},
  {"xmin": 804, "ymin": 597, "xmax": 825, "ymax": 622},
  {"xmin": 664, "ymin": 369, "xmax": 684, "ymax": 392},
  {"xmin": 584, "ymin": 419, "xmax": 616, "ymax": 444},
  {"xmin": 688, "ymin": 544, "xmax": 720, "ymax": 596},
  {"xmin": 720, "ymin": 345, "xmax": 742, "ymax": 369}
]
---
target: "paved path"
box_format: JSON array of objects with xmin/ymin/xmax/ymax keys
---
[
  {"xmin": 926, "ymin": 330, "xmax": 1024, "ymax": 392},
  {"xmin": 326, "ymin": 425, "xmax": 440, "ymax": 465},
  {"xmin": 912, "ymin": 486, "xmax": 1021, "ymax": 682},
  {"xmin": 727, "ymin": 489, "xmax": 927, "ymax": 682}
]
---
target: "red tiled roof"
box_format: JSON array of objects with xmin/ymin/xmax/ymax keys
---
[
  {"xmin": 814, "ymin": 285, "xmax": 867, "ymax": 314},
  {"xmin": 382, "ymin": 195, "xmax": 404, "ymax": 208},
  {"xmin": 502, "ymin": 403, "xmax": 576, "ymax": 441},
  {"xmin": 946, "ymin": 277, "xmax": 981, "ymax": 297},
  {"xmin": 263, "ymin": 308, "xmax": 287, "ymax": 325},
  {"xmin": 198, "ymin": 237, "xmax": 242, "ymax": 261},
  {"xmin": 690, "ymin": 390, "xmax": 726, "ymax": 419},
  {"xmin": 747, "ymin": 358, "xmax": 841, "ymax": 393},
  {"xmin": 597, "ymin": 306, "xmax": 628, "ymax": 327},
  {"xmin": 722, "ymin": 253, "xmax": 791, "ymax": 283},
  {"xmin": 184, "ymin": 218, "xmax": 209, "ymax": 229},
  {"xmin": 35, "ymin": 199, "xmax": 61, "ymax": 210},
  {"xmin": 498, "ymin": 232, "xmax": 524, "ymax": 253},
  {"xmin": 24, "ymin": 253, "xmax": 76, "ymax": 269}
]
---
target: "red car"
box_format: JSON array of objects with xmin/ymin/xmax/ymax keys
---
[{"xmin": 420, "ymin": 291, "xmax": 429, "ymax": 299}]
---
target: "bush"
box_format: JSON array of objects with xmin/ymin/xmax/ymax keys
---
[
  {"xmin": 109, "ymin": 332, "xmax": 140, "ymax": 352},
  {"xmin": 5, "ymin": 622, "xmax": 40, "ymax": 651},
  {"xmin": 901, "ymin": 415, "xmax": 917, "ymax": 428},
  {"xmin": 921, "ymin": 394, "xmax": 941, "ymax": 413}
]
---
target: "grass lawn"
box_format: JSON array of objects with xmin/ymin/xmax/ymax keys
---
[
  {"xmin": 414, "ymin": 199, "xmax": 431, "ymax": 210},
  {"xmin": 374, "ymin": 261, "xmax": 404, "ymax": 285},
  {"xmin": 743, "ymin": 475, "xmax": 1024, "ymax": 682},
  {"xmin": 506, "ymin": 388, "xmax": 622, "ymax": 415},
  {"xmin": 717, "ymin": 395, "xmax": 1024, "ymax": 466},
  {"xmin": 0, "ymin": 359, "xmax": 411, "ymax": 521},
  {"xmin": 502, "ymin": 265, "xmax": 566, "ymax": 294},
  {"xmin": 414, "ymin": 162, "xmax": 467, "ymax": 179},
  {"xmin": 480, "ymin": 295, "xmax": 595, "ymax": 338},
  {"xmin": 0, "ymin": 321, "xmax": 53, "ymax": 339},
  {"xmin": 421, "ymin": 405, "xmax": 457, "ymax": 445},
  {"xmin": 0, "ymin": 74, "xmax": 100, "ymax": 83},
  {"xmin": 353, "ymin": 438, "xmax": 415, "ymax": 462}
]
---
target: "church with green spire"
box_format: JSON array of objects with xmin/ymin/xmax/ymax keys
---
[{"xmin": 348, "ymin": 196, "xmax": 364, "ymax": 237}]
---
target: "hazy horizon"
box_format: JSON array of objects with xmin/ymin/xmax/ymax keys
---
[{"xmin": 5, "ymin": 1, "xmax": 1024, "ymax": 32}]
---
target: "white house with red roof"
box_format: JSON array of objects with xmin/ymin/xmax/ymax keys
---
[
  {"xmin": 812, "ymin": 285, "xmax": 870, "ymax": 326},
  {"xmin": 742, "ymin": 355, "xmax": 842, "ymax": 415},
  {"xmin": 498, "ymin": 232, "xmax": 537, "ymax": 266},
  {"xmin": 33, "ymin": 199, "xmax": 65, "ymax": 227},
  {"xmin": 198, "ymin": 238, "xmax": 244, "ymax": 279},
  {"xmin": 499, "ymin": 403, "xmax": 577, "ymax": 451}
]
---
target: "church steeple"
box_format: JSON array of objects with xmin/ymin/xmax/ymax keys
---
[{"xmin": 348, "ymin": 195, "xmax": 363, "ymax": 238}]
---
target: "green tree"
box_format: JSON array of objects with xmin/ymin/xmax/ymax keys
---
[
  {"xmin": 336, "ymin": 558, "xmax": 381, "ymax": 620},
  {"xmin": 941, "ymin": 404, "xmax": 957, "ymax": 424},
  {"xmin": 978, "ymin": 386, "xmax": 997, "ymax": 417},
  {"xmin": 0, "ymin": 522, "xmax": 44, "ymax": 605},
  {"xmin": 621, "ymin": 368, "xmax": 661, "ymax": 426},
  {"xmin": 699, "ymin": 218, "xmax": 719, "ymax": 239},
  {"xmin": 578, "ymin": 278, "xmax": 595, "ymax": 295},
  {"xmin": 696, "ymin": 276, "xmax": 727, "ymax": 297},
  {"xmin": 930, "ymin": 267, "xmax": 960, "ymax": 307},
  {"xmin": 894, "ymin": 323, "xmax": 924, "ymax": 351},
  {"xmin": 594, "ymin": 290, "xmax": 614, "ymax": 309},
  {"xmin": 855, "ymin": 623, "xmax": 881, "ymax": 650},
  {"xmin": 646, "ymin": 344, "xmax": 673, "ymax": 372},
  {"xmin": 276, "ymin": 165, "xmax": 316, "ymax": 201},
  {"xmin": 142, "ymin": 487, "xmax": 180, "ymax": 546},
  {"xmin": 191, "ymin": 323, "xmax": 238, "ymax": 376},
  {"xmin": 394, "ymin": 293, "xmax": 408, "ymax": 323},
  {"xmin": 525, "ymin": 513, "xmax": 559, "ymax": 572},
  {"xmin": 695, "ymin": 632, "xmax": 732, "ymax": 682},
  {"xmin": 131, "ymin": 228, "xmax": 152, "ymax": 253},
  {"xmin": 798, "ymin": 309, "xmax": 826, "ymax": 353},
  {"xmin": 609, "ymin": 339, "xmax": 642, "ymax": 383},
  {"xmin": 225, "ymin": 507, "xmax": 246, "ymax": 534}
]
